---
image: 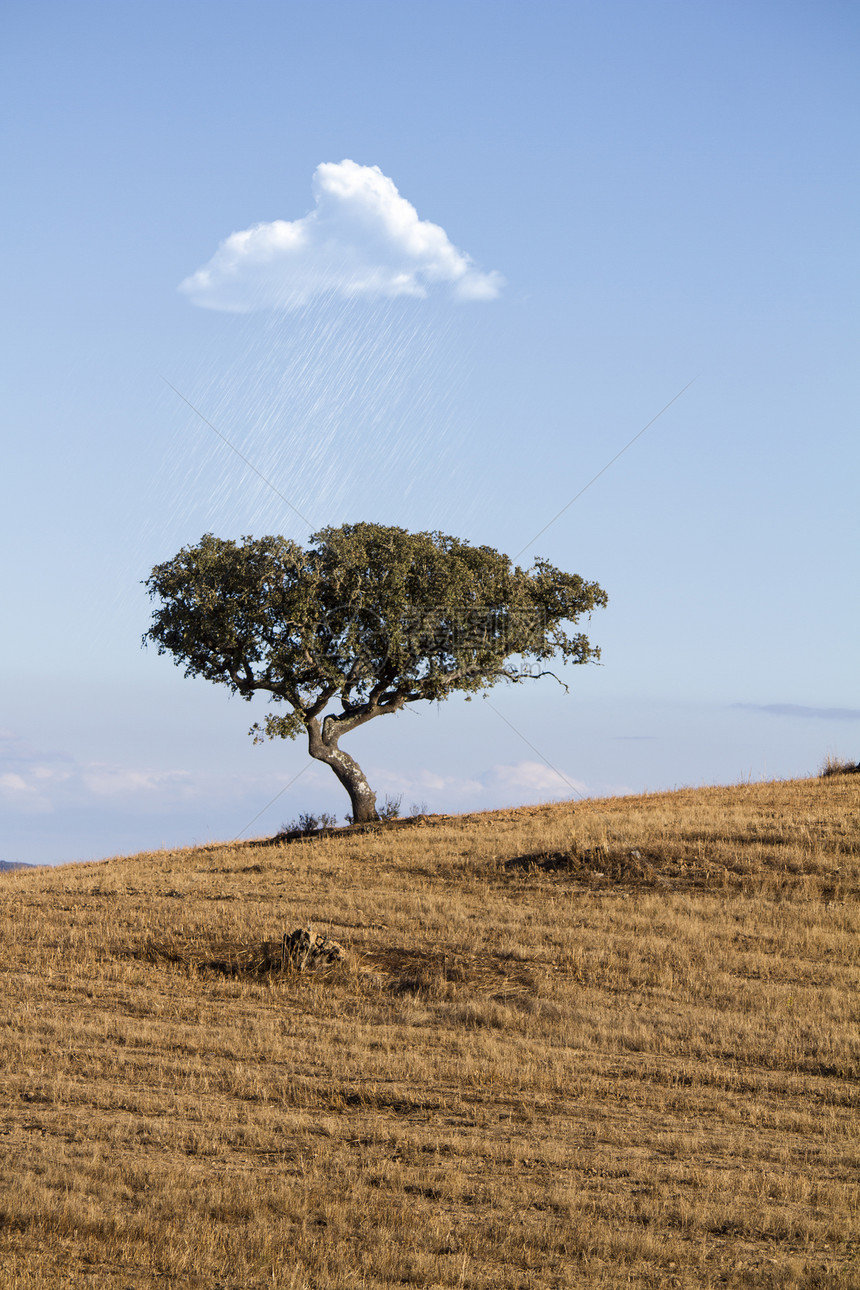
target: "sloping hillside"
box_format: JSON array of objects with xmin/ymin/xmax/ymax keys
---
[{"xmin": 1, "ymin": 775, "xmax": 858, "ymax": 1289}]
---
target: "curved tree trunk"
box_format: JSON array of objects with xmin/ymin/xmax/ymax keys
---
[{"xmin": 306, "ymin": 716, "xmax": 380, "ymax": 824}]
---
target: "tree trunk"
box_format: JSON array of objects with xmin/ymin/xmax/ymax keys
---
[{"xmin": 306, "ymin": 716, "xmax": 380, "ymax": 824}]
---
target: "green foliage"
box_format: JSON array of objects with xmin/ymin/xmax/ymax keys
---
[{"xmin": 143, "ymin": 522, "xmax": 608, "ymax": 740}]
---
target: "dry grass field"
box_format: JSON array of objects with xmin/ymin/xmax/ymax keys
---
[{"xmin": 1, "ymin": 773, "xmax": 858, "ymax": 1289}]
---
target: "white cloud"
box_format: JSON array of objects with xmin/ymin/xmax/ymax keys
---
[
  {"xmin": 0, "ymin": 770, "xmax": 57, "ymax": 815},
  {"xmin": 373, "ymin": 767, "xmax": 485, "ymax": 802},
  {"xmin": 179, "ymin": 160, "xmax": 504, "ymax": 311},
  {"xmin": 489, "ymin": 761, "xmax": 587, "ymax": 799},
  {"xmin": 0, "ymin": 731, "xmax": 269, "ymax": 816},
  {"xmin": 368, "ymin": 759, "xmax": 586, "ymax": 814},
  {"xmin": 80, "ymin": 765, "xmax": 195, "ymax": 799},
  {"xmin": 0, "ymin": 772, "xmax": 33, "ymax": 796}
]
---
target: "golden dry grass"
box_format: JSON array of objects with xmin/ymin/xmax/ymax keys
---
[{"xmin": 1, "ymin": 774, "xmax": 858, "ymax": 1288}]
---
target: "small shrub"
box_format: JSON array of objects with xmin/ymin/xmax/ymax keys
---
[
  {"xmin": 379, "ymin": 793, "xmax": 402, "ymax": 821},
  {"xmin": 279, "ymin": 811, "xmax": 339, "ymax": 836},
  {"xmin": 819, "ymin": 755, "xmax": 860, "ymax": 778}
]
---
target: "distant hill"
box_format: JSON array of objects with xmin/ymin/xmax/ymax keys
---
[{"xmin": 0, "ymin": 861, "xmax": 38, "ymax": 872}]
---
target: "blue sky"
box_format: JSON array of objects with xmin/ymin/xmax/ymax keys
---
[{"xmin": 2, "ymin": 0, "xmax": 858, "ymax": 864}]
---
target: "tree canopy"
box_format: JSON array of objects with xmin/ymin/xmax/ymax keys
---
[{"xmin": 144, "ymin": 523, "xmax": 608, "ymax": 823}]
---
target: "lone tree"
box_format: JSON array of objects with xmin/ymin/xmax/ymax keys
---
[{"xmin": 144, "ymin": 523, "xmax": 607, "ymax": 825}]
